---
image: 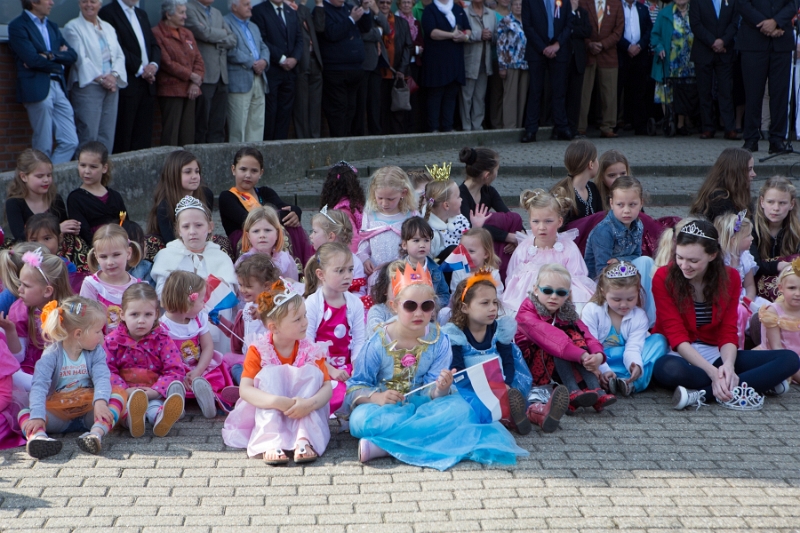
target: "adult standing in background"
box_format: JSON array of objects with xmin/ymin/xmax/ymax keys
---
[
  {"xmin": 461, "ymin": 0, "xmax": 497, "ymax": 131},
  {"xmin": 617, "ymin": 0, "xmax": 652, "ymax": 136},
  {"xmin": 8, "ymin": 0, "xmax": 79, "ymax": 164},
  {"xmin": 99, "ymin": 0, "xmax": 161, "ymax": 154},
  {"xmin": 185, "ymin": 0, "xmax": 237, "ymax": 144},
  {"xmin": 737, "ymin": 0, "xmax": 795, "ymax": 154},
  {"xmin": 252, "ymin": 0, "xmax": 304, "ymax": 140},
  {"xmin": 355, "ymin": 0, "xmax": 390, "ymax": 136},
  {"xmin": 63, "ymin": 0, "xmax": 127, "ymax": 153},
  {"xmin": 152, "ymin": 0, "xmax": 206, "ymax": 147},
  {"xmin": 565, "ymin": 0, "xmax": 591, "ymax": 137},
  {"xmin": 225, "ymin": 0, "xmax": 270, "ymax": 142},
  {"xmin": 289, "ymin": 0, "xmax": 325, "ymax": 139}
]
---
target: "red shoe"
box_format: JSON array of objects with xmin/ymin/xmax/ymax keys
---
[
  {"xmin": 526, "ymin": 385, "xmax": 569, "ymax": 433},
  {"xmin": 569, "ymin": 389, "xmax": 599, "ymax": 409},
  {"xmin": 593, "ymin": 391, "xmax": 617, "ymax": 413}
]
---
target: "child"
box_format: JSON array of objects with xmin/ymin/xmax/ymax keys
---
[
  {"xmin": 343, "ymin": 262, "xmax": 528, "ymax": 470},
  {"xmin": 515, "ymin": 264, "xmax": 617, "ymax": 413},
  {"xmin": 443, "ymin": 271, "xmax": 543, "ymax": 434},
  {"xmin": 357, "ymin": 166, "xmax": 418, "ymax": 279},
  {"xmin": 366, "ymin": 260, "xmax": 406, "ymax": 331},
  {"xmin": 17, "ymin": 297, "xmax": 124, "ymax": 458},
  {"xmin": 449, "ymin": 228, "xmax": 504, "ymax": 297},
  {"xmin": 319, "ymin": 160, "xmax": 366, "ymax": 254},
  {"xmin": 0, "ymin": 330, "xmax": 25, "ymax": 450},
  {"xmin": 760, "ymin": 260, "xmax": 800, "ymax": 386},
  {"xmin": 420, "ymin": 175, "xmax": 471, "ymax": 258},
  {"xmin": 503, "ymin": 189, "xmax": 596, "ymax": 317},
  {"xmin": 104, "ymin": 283, "xmax": 186, "ymax": 438},
  {"xmin": 24, "ymin": 213, "xmax": 84, "ymax": 293},
  {"xmin": 80, "ymin": 224, "xmax": 143, "ymax": 332},
  {"xmin": 400, "ymin": 217, "xmax": 450, "ymax": 307},
  {"xmin": 236, "ymin": 206, "xmax": 298, "ymax": 281},
  {"xmin": 716, "ymin": 211, "xmax": 758, "ymax": 348},
  {"xmin": 222, "ymin": 279, "xmax": 333, "ymax": 465},
  {"xmin": 160, "ymin": 271, "xmax": 233, "ymax": 418},
  {"xmin": 309, "ymin": 207, "xmax": 368, "ymax": 297},
  {"xmin": 582, "ymin": 262, "xmax": 668, "ymax": 396},
  {"xmin": 303, "ymin": 243, "xmax": 366, "ymax": 414},
  {"xmin": 551, "ymin": 140, "xmax": 603, "ymax": 228},
  {"xmin": 593, "ymin": 149, "xmax": 630, "ymax": 208}
]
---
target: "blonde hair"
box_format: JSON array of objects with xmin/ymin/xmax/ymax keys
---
[
  {"xmin": 754, "ymin": 176, "xmax": 800, "ymax": 260},
  {"xmin": 420, "ymin": 179, "xmax": 457, "ymax": 221},
  {"xmin": 20, "ymin": 251, "xmax": 74, "ymax": 349},
  {"xmin": 595, "ymin": 150, "xmax": 631, "ymax": 207},
  {"xmin": 303, "ymin": 242, "xmax": 353, "ymax": 297},
  {"xmin": 714, "ymin": 212, "xmax": 753, "ymax": 258},
  {"xmin": 256, "ymin": 278, "xmax": 304, "ymax": 325},
  {"xmin": 365, "ymin": 166, "xmax": 417, "ymax": 214},
  {"xmin": 551, "ymin": 140, "xmax": 598, "ymax": 216},
  {"xmin": 241, "ymin": 205, "xmax": 285, "ymax": 254},
  {"xmin": 460, "ymin": 227, "xmax": 500, "ymax": 269},
  {"xmin": 312, "ymin": 209, "xmax": 354, "ymax": 245},
  {"xmin": 520, "ymin": 188, "xmax": 573, "ymax": 218},
  {"xmin": 6, "ymin": 149, "xmax": 55, "ymax": 205},
  {"xmin": 654, "ymin": 218, "xmax": 698, "ymax": 268},
  {"xmin": 161, "ymin": 271, "xmax": 205, "ymax": 314},
  {"xmin": 87, "ymin": 224, "xmax": 143, "ymax": 272},
  {"xmin": 589, "ymin": 263, "xmax": 644, "ymax": 308},
  {"xmin": 0, "ymin": 242, "xmax": 40, "ymax": 297},
  {"xmin": 41, "ymin": 296, "xmax": 106, "ymax": 344}
]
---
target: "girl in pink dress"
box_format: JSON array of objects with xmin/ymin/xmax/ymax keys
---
[
  {"xmin": 303, "ymin": 243, "xmax": 366, "ymax": 415},
  {"xmin": 318, "ymin": 161, "xmax": 366, "ymax": 254},
  {"xmin": 760, "ymin": 261, "xmax": 800, "ymax": 387},
  {"xmin": 222, "ymin": 279, "xmax": 333, "ymax": 465}
]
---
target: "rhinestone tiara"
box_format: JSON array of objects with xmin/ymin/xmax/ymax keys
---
[
  {"xmin": 716, "ymin": 382, "xmax": 764, "ymax": 411},
  {"xmin": 175, "ymin": 195, "xmax": 206, "ymax": 216},
  {"xmin": 605, "ymin": 261, "xmax": 638, "ymax": 279},
  {"xmin": 679, "ymin": 222, "xmax": 716, "ymax": 241}
]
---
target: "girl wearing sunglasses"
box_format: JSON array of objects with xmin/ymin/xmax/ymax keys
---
[
  {"xmin": 342, "ymin": 262, "xmax": 528, "ymax": 470},
  {"xmin": 515, "ymin": 264, "xmax": 618, "ymax": 415}
]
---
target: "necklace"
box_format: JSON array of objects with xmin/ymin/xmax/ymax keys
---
[{"xmin": 574, "ymin": 185, "xmax": 594, "ymax": 214}]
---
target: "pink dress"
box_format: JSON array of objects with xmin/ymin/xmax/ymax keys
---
[
  {"xmin": 80, "ymin": 273, "xmax": 140, "ymax": 332},
  {"xmin": 221, "ymin": 334, "xmax": 331, "ymax": 458},
  {"xmin": 502, "ymin": 231, "xmax": 597, "ymax": 318},
  {"xmin": 760, "ymin": 302, "xmax": 800, "ymax": 362},
  {"xmin": 316, "ymin": 302, "xmax": 351, "ymax": 414},
  {"xmin": 0, "ymin": 331, "xmax": 25, "ymax": 450},
  {"xmin": 9, "ymin": 299, "xmax": 43, "ymax": 374}
]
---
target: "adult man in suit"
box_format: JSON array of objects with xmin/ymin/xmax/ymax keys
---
[
  {"xmin": 185, "ymin": 0, "xmax": 238, "ymax": 144},
  {"xmin": 566, "ymin": 0, "xmax": 592, "ymax": 137},
  {"xmin": 577, "ymin": 0, "xmax": 623, "ymax": 137},
  {"xmin": 8, "ymin": 0, "xmax": 78, "ymax": 164},
  {"xmin": 225, "ymin": 0, "xmax": 270, "ymax": 142},
  {"xmin": 737, "ymin": 0, "xmax": 794, "ymax": 153},
  {"xmin": 288, "ymin": 0, "xmax": 325, "ymax": 139},
  {"xmin": 520, "ymin": 0, "xmax": 575, "ymax": 143},
  {"xmin": 617, "ymin": 0, "xmax": 652, "ymax": 135},
  {"xmin": 252, "ymin": 0, "xmax": 305, "ymax": 140},
  {"xmin": 99, "ymin": 0, "xmax": 161, "ymax": 153}
]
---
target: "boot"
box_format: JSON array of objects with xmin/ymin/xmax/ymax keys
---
[{"xmin": 526, "ymin": 385, "xmax": 569, "ymax": 433}]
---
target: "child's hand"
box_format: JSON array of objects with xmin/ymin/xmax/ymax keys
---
[
  {"xmin": 184, "ymin": 369, "xmax": 202, "ymax": 388},
  {"xmin": 329, "ymin": 367, "xmax": 351, "ymax": 382},
  {"xmin": 93, "ymin": 400, "xmax": 114, "ymax": 427},
  {"xmin": 433, "ymin": 368, "xmax": 455, "ymax": 396},
  {"xmin": 372, "ymin": 390, "xmax": 404, "ymax": 405},
  {"xmin": 627, "ymin": 363, "xmax": 642, "ymax": 384},
  {"xmin": 600, "ymin": 370, "xmax": 616, "ymax": 389},
  {"xmin": 285, "ymin": 397, "xmax": 315, "ymax": 418},
  {"xmin": 469, "ymin": 204, "xmax": 492, "ymax": 228},
  {"xmin": 363, "ymin": 259, "xmax": 375, "ymax": 275},
  {"xmin": 22, "ymin": 418, "xmax": 46, "ymax": 437}
]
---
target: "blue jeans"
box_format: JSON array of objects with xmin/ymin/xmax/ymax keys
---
[{"xmin": 24, "ymin": 80, "xmax": 78, "ymax": 164}]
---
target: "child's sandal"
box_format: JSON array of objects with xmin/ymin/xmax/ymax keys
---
[
  {"xmin": 294, "ymin": 442, "xmax": 318, "ymax": 464},
  {"xmin": 263, "ymin": 449, "xmax": 289, "ymax": 466}
]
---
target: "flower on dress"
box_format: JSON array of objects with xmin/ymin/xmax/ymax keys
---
[{"xmin": 401, "ymin": 354, "xmax": 417, "ymax": 367}]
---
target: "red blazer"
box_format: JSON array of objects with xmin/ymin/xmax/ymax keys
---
[
  {"xmin": 152, "ymin": 21, "xmax": 205, "ymax": 98},
  {"xmin": 652, "ymin": 265, "xmax": 741, "ymax": 350},
  {"xmin": 578, "ymin": 0, "xmax": 624, "ymax": 68}
]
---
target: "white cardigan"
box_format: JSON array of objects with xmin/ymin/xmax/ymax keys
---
[
  {"xmin": 580, "ymin": 301, "xmax": 649, "ymax": 374},
  {"xmin": 63, "ymin": 15, "xmax": 127, "ymax": 89},
  {"xmin": 305, "ymin": 287, "xmax": 366, "ymax": 363}
]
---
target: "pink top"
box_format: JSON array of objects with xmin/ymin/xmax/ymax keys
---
[
  {"xmin": 80, "ymin": 273, "xmax": 140, "ymax": 331},
  {"xmin": 334, "ymin": 198, "xmax": 364, "ymax": 254},
  {"xmin": 9, "ymin": 298, "xmax": 43, "ymax": 374},
  {"xmin": 760, "ymin": 301, "xmax": 800, "ymax": 354},
  {"xmin": 315, "ymin": 301, "xmax": 351, "ymax": 370}
]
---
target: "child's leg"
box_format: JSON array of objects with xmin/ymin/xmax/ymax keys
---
[{"xmin": 552, "ymin": 357, "xmax": 580, "ymax": 391}]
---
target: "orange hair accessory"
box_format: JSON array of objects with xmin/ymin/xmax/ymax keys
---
[
  {"xmin": 461, "ymin": 267, "xmax": 498, "ymax": 301},
  {"xmin": 40, "ymin": 300, "xmax": 61, "ymax": 324},
  {"xmin": 391, "ymin": 261, "xmax": 433, "ymax": 298}
]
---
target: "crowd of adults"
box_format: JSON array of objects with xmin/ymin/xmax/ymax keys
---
[{"xmin": 6, "ymin": 0, "xmax": 799, "ymax": 162}]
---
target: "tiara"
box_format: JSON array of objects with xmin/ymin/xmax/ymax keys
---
[
  {"xmin": 392, "ymin": 261, "xmax": 433, "ymax": 297},
  {"xmin": 267, "ymin": 277, "xmax": 303, "ymax": 316},
  {"xmin": 679, "ymin": 222, "xmax": 716, "ymax": 241},
  {"xmin": 22, "ymin": 247, "xmax": 49, "ymax": 284},
  {"xmin": 715, "ymin": 382, "xmax": 764, "ymax": 411},
  {"xmin": 733, "ymin": 210, "xmax": 747, "ymax": 233},
  {"xmin": 605, "ymin": 261, "xmax": 638, "ymax": 279},
  {"xmin": 461, "ymin": 267, "xmax": 497, "ymax": 301},
  {"xmin": 175, "ymin": 195, "xmax": 206, "ymax": 216},
  {"xmin": 425, "ymin": 162, "xmax": 452, "ymax": 182},
  {"xmin": 319, "ymin": 205, "xmax": 336, "ymax": 225}
]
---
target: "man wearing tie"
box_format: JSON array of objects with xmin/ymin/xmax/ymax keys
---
[
  {"xmin": 99, "ymin": 0, "xmax": 161, "ymax": 153},
  {"xmin": 252, "ymin": 0, "xmax": 305, "ymax": 140}
]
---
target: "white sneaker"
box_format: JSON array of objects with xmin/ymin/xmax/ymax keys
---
[
  {"xmin": 191, "ymin": 377, "xmax": 217, "ymax": 419},
  {"xmin": 672, "ymin": 386, "xmax": 707, "ymax": 410}
]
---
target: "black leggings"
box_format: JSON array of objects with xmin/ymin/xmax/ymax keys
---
[{"xmin": 652, "ymin": 349, "xmax": 799, "ymax": 400}]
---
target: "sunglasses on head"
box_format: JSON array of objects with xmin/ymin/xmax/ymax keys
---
[
  {"xmin": 538, "ymin": 286, "xmax": 569, "ymax": 297},
  {"xmin": 400, "ymin": 299, "xmax": 436, "ymax": 313}
]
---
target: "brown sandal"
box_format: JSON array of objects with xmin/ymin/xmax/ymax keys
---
[{"xmin": 293, "ymin": 441, "xmax": 318, "ymax": 464}]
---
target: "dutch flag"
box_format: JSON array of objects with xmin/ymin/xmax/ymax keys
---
[{"xmin": 439, "ymin": 243, "xmax": 475, "ymax": 273}]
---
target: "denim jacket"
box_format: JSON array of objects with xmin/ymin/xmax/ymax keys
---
[{"xmin": 585, "ymin": 210, "xmax": 643, "ymax": 278}]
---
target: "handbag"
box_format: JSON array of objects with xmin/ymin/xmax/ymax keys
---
[{"xmin": 391, "ymin": 74, "xmax": 412, "ymax": 112}]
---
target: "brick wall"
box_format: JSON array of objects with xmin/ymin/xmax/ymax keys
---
[{"xmin": 0, "ymin": 43, "xmax": 34, "ymax": 173}]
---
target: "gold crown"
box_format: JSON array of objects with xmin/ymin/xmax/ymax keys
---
[
  {"xmin": 425, "ymin": 162, "xmax": 452, "ymax": 182},
  {"xmin": 461, "ymin": 267, "xmax": 497, "ymax": 301},
  {"xmin": 392, "ymin": 261, "xmax": 433, "ymax": 297}
]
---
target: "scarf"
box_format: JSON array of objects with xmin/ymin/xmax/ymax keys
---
[
  {"xmin": 434, "ymin": 0, "xmax": 456, "ymax": 28},
  {"xmin": 229, "ymin": 187, "xmax": 261, "ymax": 212},
  {"xmin": 397, "ymin": 10, "xmax": 418, "ymax": 41}
]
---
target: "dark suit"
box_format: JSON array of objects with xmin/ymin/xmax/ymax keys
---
[
  {"xmin": 736, "ymin": 0, "xmax": 795, "ymax": 144},
  {"xmin": 293, "ymin": 2, "xmax": 325, "ymax": 139},
  {"xmin": 521, "ymin": 0, "xmax": 572, "ymax": 135},
  {"xmin": 252, "ymin": 0, "xmax": 304, "ymax": 140},
  {"xmin": 99, "ymin": 0, "xmax": 161, "ymax": 153},
  {"xmin": 617, "ymin": 0, "xmax": 652, "ymax": 134},
  {"xmin": 566, "ymin": 7, "xmax": 592, "ymax": 134}
]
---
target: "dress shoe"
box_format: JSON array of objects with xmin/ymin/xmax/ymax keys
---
[
  {"xmin": 520, "ymin": 131, "xmax": 536, "ymax": 143},
  {"xmin": 742, "ymin": 140, "xmax": 758, "ymax": 152},
  {"xmin": 769, "ymin": 141, "xmax": 791, "ymax": 154},
  {"xmin": 699, "ymin": 131, "xmax": 715, "ymax": 139},
  {"xmin": 724, "ymin": 130, "xmax": 742, "ymax": 140},
  {"xmin": 600, "ymin": 130, "xmax": 618, "ymax": 138}
]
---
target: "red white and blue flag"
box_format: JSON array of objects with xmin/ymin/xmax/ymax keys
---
[
  {"xmin": 439, "ymin": 243, "xmax": 475, "ymax": 273},
  {"xmin": 453, "ymin": 357, "xmax": 510, "ymax": 423}
]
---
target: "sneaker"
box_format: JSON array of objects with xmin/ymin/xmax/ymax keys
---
[
  {"xmin": 672, "ymin": 386, "xmax": 707, "ymax": 410},
  {"xmin": 26, "ymin": 434, "xmax": 62, "ymax": 459},
  {"xmin": 153, "ymin": 391, "xmax": 185, "ymax": 437},
  {"xmin": 76, "ymin": 432, "xmax": 102, "ymax": 455},
  {"xmin": 127, "ymin": 388, "xmax": 149, "ymax": 438},
  {"xmin": 506, "ymin": 388, "xmax": 532, "ymax": 436},
  {"xmin": 191, "ymin": 377, "xmax": 217, "ymax": 419},
  {"xmin": 569, "ymin": 389, "xmax": 599, "ymax": 409},
  {"xmin": 766, "ymin": 379, "xmax": 791, "ymax": 396},
  {"xmin": 593, "ymin": 392, "xmax": 617, "ymax": 413}
]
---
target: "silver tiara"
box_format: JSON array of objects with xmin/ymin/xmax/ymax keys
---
[
  {"xmin": 605, "ymin": 261, "xmax": 638, "ymax": 279},
  {"xmin": 175, "ymin": 195, "xmax": 205, "ymax": 216},
  {"xmin": 319, "ymin": 205, "xmax": 336, "ymax": 225},
  {"xmin": 679, "ymin": 222, "xmax": 716, "ymax": 241},
  {"xmin": 267, "ymin": 277, "xmax": 303, "ymax": 316},
  {"xmin": 716, "ymin": 382, "xmax": 764, "ymax": 411}
]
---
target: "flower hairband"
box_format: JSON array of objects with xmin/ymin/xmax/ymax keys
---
[
  {"xmin": 22, "ymin": 248, "xmax": 49, "ymax": 284},
  {"xmin": 734, "ymin": 210, "xmax": 746, "ymax": 233},
  {"xmin": 319, "ymin": 205, "xmax": 337, "ymax": 224}
]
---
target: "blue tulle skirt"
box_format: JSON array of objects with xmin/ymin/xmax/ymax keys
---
[
  {"xmin": 605, "ymin": 333, "xmax": 668, "ymax": 392},
  {"xmin": 349, "ymin": 394, "xmax": 529, "ymax": 471}
]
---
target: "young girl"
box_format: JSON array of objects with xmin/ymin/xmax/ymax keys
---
[
  {"xmin": 309, "ymin": 208, "xmax": 367, "ymax": 297},
  {"xmin": 443, "ymin": 271, "xmax": 539, "ymax": 434},
  {"xmin": 236, "ymin": 206, "xmax": 298, "ymax": 281},
  {"xmin": 715, "ymin": 212, "xmax": 757, "ymax": 348},
  {"xmin": 582, "ymin": 262, "xmax": 669, "ymax": 396},
  {"xmin": 593, "ymin": 149, "xmax": 630, "ymax": 208},
  {"xmin": 80, "ymin": 225, "xmax": 143, "ymax": 332},
  {"xmin": 689, "ymin": 147, "xmax": 755, "ymax": 221},
  {"xmin": 303, "ymin": 243, "xmax": 366, "ymax": 414},
  {"xmin": 503, "ymin": 189, "xmax": 596, "ymax": 317},
  {"xmin": 104, "ymin": 283, "xmax": 186, "ymax": 438},
  {"xmin": 400, "ymin": 217, "xmax": 450, "ymax": 307},
  {"xmin": 450, "ymin": 228, "xmax": 504, "ymax": 297},
  {"xmin": 759, "ymin": 260, "xmax": 800, "ymax": 386},
  {"xmin": 222, "ymin": 279, "xmax": 333, "ymax": 465},
  {"xmin": 17, "ymin": 297, "xmax": 124, "ymax": 458},
  {"xmin": 318, "ymin": 160, "xmax": 366, "ymax": 254},
  {"xmin": 343, "ymin": 262, "xmax": 528, "ymax": 470},
  {"xmin": 357, "ymin": 166, "xmax": 418, "ymax": 280},
  {"xmin": 24, "ymin": 213, "xmax": 85, "ymax": 293},
  {"xmin": 551, "ymin": 140, "xmax": 603, "ymax": 228},
  {"xmin": 160, "ymin": 271, "xmax": 233, "ymax": 418},
  {"xmin": 752, "ymin": 177, "xmax": 800, "ymax": 300}
]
